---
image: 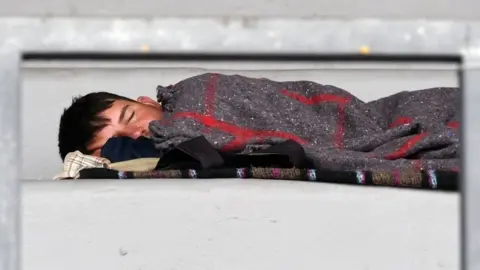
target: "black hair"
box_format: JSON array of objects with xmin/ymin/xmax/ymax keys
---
[{"xmin": 58, "ymin": 92, "xmax": 133, "ymax": 160}]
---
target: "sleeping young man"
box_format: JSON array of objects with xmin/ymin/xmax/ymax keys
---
[{"xmin": 58, "ymin": 73, "xmax": 460, "ymax": 171}]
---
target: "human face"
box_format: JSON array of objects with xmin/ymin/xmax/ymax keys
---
[{"xmin": 88, "ymin": 96, "xmax": 163, "ymax": 156}]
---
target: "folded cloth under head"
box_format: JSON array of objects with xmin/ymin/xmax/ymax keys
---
[
  {"xmin": 54, "ymin": 150, "xmax": 160, "ymax": 180},
  {"xmin": 54, "ymin": 151, "xmax": 111, "ymax": 180}
]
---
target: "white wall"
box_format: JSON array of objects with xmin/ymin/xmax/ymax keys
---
[
  {"xmin": 22, "ymin": 179, "xmax": 460, "ymax": 270},
  {"xmin": 0, "ymin": 0, "xmax": 477, "ymax": 19},
  {"xmin": 20, "ymin": 62, "xmax": 459, "ymax": 179}
]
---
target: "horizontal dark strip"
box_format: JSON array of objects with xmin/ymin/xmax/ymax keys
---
[{"xmin": 23, "ymin": 52, "xmax": 461, "ymax": 63}]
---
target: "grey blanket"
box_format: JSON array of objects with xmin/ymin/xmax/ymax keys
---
[{"xmin": 149, "ymin": 73, "xmax": 460, "ymax": 171}]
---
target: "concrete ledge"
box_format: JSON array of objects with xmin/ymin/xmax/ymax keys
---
[
  {"xmin": 22, "ymin": 179, "xmax": 459, "ymax": 270},
  {"xmin": 0, "ymin": 0, "xmax": 476, "ymax": 20}
]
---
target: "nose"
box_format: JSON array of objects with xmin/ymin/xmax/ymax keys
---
[
  {"xmin": 121, "ymin": 127, "xmax": 143, "ymax": 140},
  {"xmin": 130, "ymin": 130, "xmax": 143, "ymax": 139},
  {"xmin": 121, "ymin": 123, "xmax": 149, "ymax": 139}
]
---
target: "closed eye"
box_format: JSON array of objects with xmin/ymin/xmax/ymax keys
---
[{"xmin": 127, "ymin": 111, "xmax": 135, "ymax": 122}]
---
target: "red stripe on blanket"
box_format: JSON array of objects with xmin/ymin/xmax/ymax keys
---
[
  {"xmin": 280, "ymin": 89, "xmax": 349, "ymax": 148},
  {"xmin": 202, "ymin": 73, "xmax": 219, "ymax": 134},
  {"xmin": 384, "ymin": 133, "xmax": 428, "ymax": 160},
  {"xmin": 447, "ymin": 121, "xmax": 460, "ymax": 129},
  {"xmin": 335, "ymin": 99, "xmax": 349, "ymax": 148},
  {"xmin": 279, "ymin": 89, "xmax": 349, "ymax": 105},
  {"xmin": 172, "ymin": 112, "xmax": 308, "ymax": 151},
  {"xmin": 204, "ymin": 73, "xmax": 219, "ymax": 116},
  {"xmin": 390, "ymin": 117, "xmax": 413, "ymax": 128}
]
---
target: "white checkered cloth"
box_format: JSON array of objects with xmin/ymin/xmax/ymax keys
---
[{"xmin": 54, "ymin": 151, "xmax": 111, "ymax": 180}]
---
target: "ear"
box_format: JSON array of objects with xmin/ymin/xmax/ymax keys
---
[{"xmin": 137, "ymin": 96, "xmax": 160, "ymax": 108}]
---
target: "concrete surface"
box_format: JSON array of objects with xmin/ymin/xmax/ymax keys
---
[
  {"xmin": 22, "ymin": 179, "xmax": 460, "ymax": 270},
  {"xmin": 0, "ymin": 0, "xmax": 477, "ymax": 19},
  {"xmin": 20, "ymin": 61, "xmax": 459, "ymax": 179}
]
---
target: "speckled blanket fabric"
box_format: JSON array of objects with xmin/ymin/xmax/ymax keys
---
[{"xmin": 150, "ymin": 73, "xmax": 460, "ymax": 171}]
